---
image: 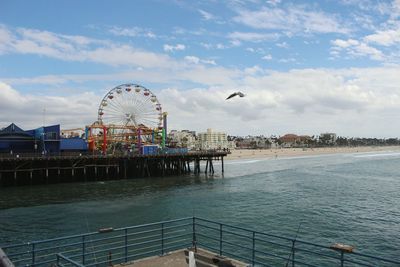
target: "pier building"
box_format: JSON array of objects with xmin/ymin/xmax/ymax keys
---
[
  {"xmin": 168, "ymin": 130, "xmax": 197, "ymax": 149},
  {"xmin": 0, "ymin": 123, "xmax": 88, "ymax": 155}
]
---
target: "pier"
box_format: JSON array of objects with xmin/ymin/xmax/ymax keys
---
[{"xmin": 0, "ymin": 151, "xmax": 227, "ymax": 187}]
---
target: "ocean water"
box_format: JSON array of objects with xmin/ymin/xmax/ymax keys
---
[{"xmin": 0, "ymin": 151, "xmax": 399, "ymax": 261}]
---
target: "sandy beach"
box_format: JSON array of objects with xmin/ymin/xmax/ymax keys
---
[{"xmin": 226, "ymin": 146, "xmax": 400, "ymax": 160}]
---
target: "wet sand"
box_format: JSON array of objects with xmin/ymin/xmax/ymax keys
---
[{"xmin": 226, "ymin": 146, "xmax": 400, "ymax": 160}]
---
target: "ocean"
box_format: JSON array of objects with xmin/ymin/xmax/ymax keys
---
[{"xmin": 1, "ymin": 151, "xmax": 399, "ymax": 260}]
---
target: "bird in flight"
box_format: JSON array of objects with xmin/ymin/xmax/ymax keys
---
[{"xmin": 226, "ymin": 91, "xmax": 245, "ymax": 100}]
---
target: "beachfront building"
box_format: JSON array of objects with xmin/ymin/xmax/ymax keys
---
[
  {"xmin": 235, "ymin": 135, "xmax": 278, "ymax": 149},
  {"xmin": 319, "ymin": 133, "xmax": 337, "ymax": 145},
  {"xmin": 279, "ymin": 134, "xmax": 312, "ymax": 148},
  {"xmin": 168, "ymin": 130, "xmax": 197, "ymax": 150},
  {"xmin": 197, "ymin": 128, "xmax": 234, "ymax": 150}
]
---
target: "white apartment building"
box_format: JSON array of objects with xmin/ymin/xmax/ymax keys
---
[{"xmin": 197, "ymin": 128, "xmax": 235, "ymax": 150}]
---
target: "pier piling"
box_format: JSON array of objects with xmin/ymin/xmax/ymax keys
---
[{"xmin": 0, "ymin": 151, "xmax": 227, "ymax": 187}]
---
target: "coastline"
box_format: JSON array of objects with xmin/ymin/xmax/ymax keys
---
[{"xmin": 225, "ymin": 146, "xmax": 400, "ymax": 160}]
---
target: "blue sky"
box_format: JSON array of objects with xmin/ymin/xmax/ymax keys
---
[{"xmin": 1, "ymin": 0, "xmax": 400, "ymax": 137}]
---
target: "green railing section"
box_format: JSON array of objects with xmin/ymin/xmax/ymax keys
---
[{"xmin": 1, "ymin": 217, "xmax": 399, "ymax": 267}]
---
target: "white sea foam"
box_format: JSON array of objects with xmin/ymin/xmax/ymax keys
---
[
  {"xmin": 224, "ymin": 159, "xmax": 265, "ymax": 165},
  {"xmin": 353, "ymin": 152, "xmax": 400, "ymax": 158}
]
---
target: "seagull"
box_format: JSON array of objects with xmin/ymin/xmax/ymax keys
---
[{"xmin": 226, "ymin": 91, "xmax": 245, "ymax": 100}]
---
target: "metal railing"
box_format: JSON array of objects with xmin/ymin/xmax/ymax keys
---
[
  {"xmin": 193, "ymin": 218, "xmax": 400, "ymax": 267},
  {"xmin": 1, "ymin": 217, "xmax": 399, "ymax": 267},
  {"xmin": 1, "ymin": 217, "xmax": 193, "ymax": 267}
]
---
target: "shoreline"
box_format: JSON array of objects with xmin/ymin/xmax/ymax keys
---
[{"xmin": 225, "ymin": 146, "xmax": 400, "ymax": 160}]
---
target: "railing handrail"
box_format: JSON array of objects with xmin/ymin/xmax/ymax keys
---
[{"xmin": 1, "ymin": 217, "xmax": 193, "ymax": 249}]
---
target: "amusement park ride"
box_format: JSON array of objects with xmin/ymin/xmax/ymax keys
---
[{"xmin": 85, "ymin": 83, "xmax": 167, "ymax": 155}]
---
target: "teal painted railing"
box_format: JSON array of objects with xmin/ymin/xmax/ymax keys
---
[{"xmin": 1, "ymin": 217, "xmax": 399, "ymax": 267}]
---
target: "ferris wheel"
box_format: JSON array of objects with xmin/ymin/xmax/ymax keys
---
[{"xmin": 98, "ymin": 84, "xmax": 163, "ymax": 129}]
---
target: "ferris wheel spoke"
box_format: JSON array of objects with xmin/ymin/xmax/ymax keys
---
[
  {"xmin": 106, "ymin": 99, "xmax": 125, "ymax": 113},
  {"xmin": 139, "ymin": 110, "xmax": 159, "ymax": 116},
  {"xmin": 102, "ymin": 114, "xmax": 126, "ymax": 122},
  {"xmin": 113, "ymin": 93, "xmax": 129, "ymax": 111},
  {"xmin": 133, "ymin": 94, "xmax": 152, "ymax": 111},
  {"xmin": 104, "ymin": 109, "xmax": 124, "ymax": 116},
  {"xmin": 102, "ymin": 104, "xmax": 123, "ymax": 118}
]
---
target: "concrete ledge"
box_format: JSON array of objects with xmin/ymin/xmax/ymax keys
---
[{"xmin": 0, "ymin": 248, "xmax": 15, "ymax": 267}]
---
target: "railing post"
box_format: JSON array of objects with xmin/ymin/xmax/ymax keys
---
[
  {"xmin": 108, "ymin": 251, "xmax": 112, "ymax": 266},
  {"xmin": 124, "ymin": 228, "xmax": 128, "ymax": 262},
  {"xmin": 340, "ymin": 251, "xmax": 344, "ymax": 267},
  {"xmin": 56, "ymin": 254, "xmax": 60, "ymax": 266},
  {"xmin": 292, "ymin": 240, "xmax": 296, "ymax": 267},
  {"xmin": 252, "ymin": 231, "xmax": 255, "ymax": 266},
  {"xmin": 31, "ymin": 242, "xmax": 35, "ymax": 267},
  {"xmin": 219, "ymin": 223, "xmax": 223, "ymax": 256},
  {"xmin": 82, "ymin": 235, "xmax": 85, "ymax": 265},
  {"xmin": 192, "ymin": 217, "xmax": 197, "ymax": 252},
  {"xmin": 161, "ymin": 223, "xmax": 164, "ymax": 255}
]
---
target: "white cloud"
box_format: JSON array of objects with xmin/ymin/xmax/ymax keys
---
[
  {"xmin": 201, "ymin": 59, "xmax": 217, "ymax": 65},
  {"xmin": 0, "ymin": 82, "xmax": 99, "ymax": 129},
  {"xmin": 262, "ymin": 54, "xmax": 272, "ymax": 60},
  {"xmin": 332, "ymin": 39, "xmax": 359, "ymax": 48},
  {"xmin": 227, "ymin": 31, "xmax": 279, "ymax": 42},
  {"xmin": 394, "ymin": 0, "xmax": 400, "ymax": 16},
  {"xmin": 184, "ymin": 56, "xmax": 216, "ymax": 65},
  {"xmin": 108, "ymin": 26, "xmax": 156, "ymax": 38},
  {"xmin": 3, "ymin": 65, "xmax": 400, "ymax": 136},
  {"xmin": 184, "ymin": 56, "xmax": 200, "ymax": 64},
  {"xmin": 200, "ymin": 42, "xmax": 213, "ymax": 49},
  {"xmin": 276, "ymin": 42, "xmax": 289, "ymax": 48},
  {"xmin": 267, "ymin": 0, "xmax": 281, "ymax": 6},
  {"xmin": 0, "ymin": 25, "xmax": 176, "ymax": 68},
  {"xmin": 340, "ymin": 0, "xmax": 392, "ymax": 16},
  {"xmin": 198, "ymin": 9, "xmax": 214, "ymax": 20},
  {"xmin": 158, "ymin": 67, "xmax": 400, "ymax": 136},
  {"xmin": 200, "ymin": 42, "xmax": 231, "ymax": 50},
  {"xmin": 331, "ymin": 38, "xmax": 385, "ymax": 61},
  {"xmin": 233, "ymin": 6, "xmax": 351, "ymax": 35},
  {"xmin": 364, "ymin": 29, "xmax": 400, "ymax": 46},
  {"xmin": 278, "ymin": 57, "xmax": 296, "ymax": 63},
  {"xmin": 216, "ymin": 43, "xmax": 227, "ymax": 49},
  {"xmin": 329, "ymin": 1, "xmax": 400, "ymax": 63},
  {"xmin": 163, "ymin": 44, "xmax": 186, "ymax": 52},
  {"xmin": 246, "ymin": 47, "xmax": 266, "ymax": 54},
  {"xmin": 244, "ymin": 65, "xmax": 264, "ymax": 75}
]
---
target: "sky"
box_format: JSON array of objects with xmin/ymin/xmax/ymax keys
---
[{"xmin": 0, "ymin": 0, "xmax": 399, "ymax": 138}]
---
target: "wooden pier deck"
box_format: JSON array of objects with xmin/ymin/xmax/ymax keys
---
[
  {"xmin": 115, "ymin": 248, "xmax": 248, "ymax": 267},
  {"xmin": 0, "ymin": 152, "xmax": 228, "ymax": 187}
]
